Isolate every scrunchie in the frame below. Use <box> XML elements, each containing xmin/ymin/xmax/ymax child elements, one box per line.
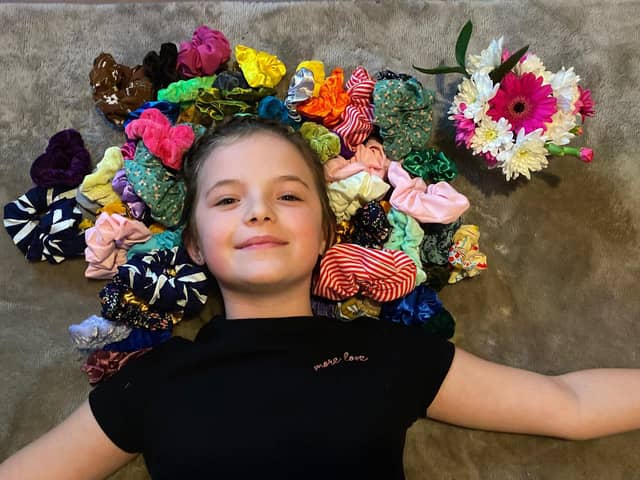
<box><xmin>111</xmin><ymin>169</ymin><xmax>147</xmax><ymax>220</ymax></box>
<box><xmin>312</xmin><ymin>243</ymin><xmax>417</xmax><ymax>302</ymax></box>
<box><xmin>333</xmin><ymin>66</ymin><xmax>376</xmax><ymax>151</ymax></box>
<box><xmin>125</xmin><ymin>108</ymin><xmax>195</xmax><ymax>170</ymax></box>
<box><xmin>82</xmin><ymin>348</ymin><xmax>151</xmax><ymax>385</ymax></box>
<box><xmin>89</xmin><ymin>53</ymin><xmax>154</xmax><ymax>127</ymax></box>
<box><xmin>124</xmin><ymin>101</ymin><xmax>180</xmax><ymax>129</ymax></box>
<box><xmin>143</xmin><ymin>43</ymin><xmax>180</xmax><ymax>92</ymax></box>
<box><xmin>336</xmin><ymin>296</ymin><xmax>382</xmax><ymax>321</ymax></box>
<box><xmin>299</xmin><ymin>122</ymin><xmax>341</xmax><ymax>163</ymax></box>
<box><xmin>80</xmin><ymin>146</ymin><xmax>124</xmax><ymax>206</ymax></box>
<box><xmin>327</xmin><ymin>171</ymin><xmax>390</xmax><ymax>222</ymax></box>
<box><xmin>194</xmin><ymin>88</ymin><xmax>254</xmax><ymax>121</ymax></box>
<box><xmin>448</xmin><ymin>224</ymin><xmax>488</xmax><ymax>284</ymax></box>
<box><xmin>402</xmin><ymin>149</ymin><xmax>458</xmax><ymax>183</ymax></box>
<box><xmin>126</xmin><ymin>227</ymin><xmax>183</xmax><ymax>260</ymax></box>
<box><xmin>29</xmin><ymin>129</ymin><xmax>91</xmax><ymax>188</ymax></box>
<box><xmin>213</xmin><ymin>70</ymin><xmax>250</xmax><ymax>91</ymax></box>
<box><xmin>297</xmin><ymin>60</ymin><xmax>325</xmax><ymax>96</ymax></box>
<box><xmin>383</xmin><ymin>208</ymin><xmax>426</xmax><ymax>285</ymax></box>
<box><xmin>121</xmin><ymin>140</ymin><xmax>137</xmax><ymax>160</ymax></box>
<box><xmin>259</xmin><ymin>96</ymin><xmax>299</xmax><ymax>126</ymax></box>
<box><xmin>157</xmin><ymin>76</ymin><xmax>216</xmax><ymax>104</ymax></box>
<box><xmin>323</xmin><ymin>138</ymin><xmax>390</xmax><ymax>182</ymax></box>
<box><xmin>68</xmin><ymin>314</ymin><xmax>132</xmax><ymax>351</ymax></box>
<box><xmin>235</xmin><ymin>45</ymin><xmax>286</xmax><ymax>89</ymax></box>
<box><xmin>373</xmin><ymin>76</ymin><xmax>435</xmax><ymax>160</ymax></box>
<box><xmin>75</xmin><ymin>189</ymin><xmax>102</xmax><ymax>219</ymax></box>
<box><xmin>103</xmin><ymin>327</ymin><xmax>171</xmax><ymax>352</ymax></box>
<box><xmin>297</xmin><ymin>68</ymin><xmax>350</xmax><ymax>128</ymax></box>
<box><xmin>387</xmin><ymin>161</ymin><xmax>469</xmax><ymax>224</ymax></box>
<box><xmin>117</xmin><ymin>246</ymin><xmax>209</xmax><ymax>316</ymax></box>
<box><xmin>347</xmin><ymin>200</ymin><xmax>391</xmax><ymax>249</ymax></box>
<box><xmin>84</xmin><ymin>212</ymin><xmax>152</xmax><ymax>279</ymax></box>
<box><xmin>420</xmin><ymin>219</ymin><xmax>462</xmax><ymax>266</ymax></box>
<box><xmin>99</xmin><ymin>276</ymin><xmax>182</xmax><ymax>330</ymax></box>
<box><xmin>285</xmin><ymin>67</ymin><xmax>316</xmax><ymax>122</ymax></box>
<box><xmin>178</xmin><ymin>26</ymin><xmax>231</xmax><ymax>78</ymax></box>
<box><xmin>3</xmin><ymin>186</ymin><xmax>85</xmax><ymax>263</ymax></box>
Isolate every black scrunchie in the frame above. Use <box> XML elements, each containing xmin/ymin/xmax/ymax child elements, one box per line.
<box><xmin>143</xmin><ymin>43</ymin><xmax>180</xmax><ymax>93</ymax></box>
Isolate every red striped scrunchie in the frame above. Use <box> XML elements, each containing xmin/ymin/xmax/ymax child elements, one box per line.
<box><xmin>312</xmin><ymin>243</ymin><xmax>417</xmax><ymax>302</ymax></box>
<box><xmin>333</xmin><ymin>66</ymin><xmax>375</xmax><ymax>152</ymax></box>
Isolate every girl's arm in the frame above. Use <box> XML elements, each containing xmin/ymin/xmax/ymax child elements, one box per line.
<box><xmin>427</xmin><ymin>347</ymin><xmax>640</xmax><ymax>440</ymax></box>
<box><xmin>0</xmin><ymin>400</ymin><xmax>136</xmax><ymax>480</ymax></box>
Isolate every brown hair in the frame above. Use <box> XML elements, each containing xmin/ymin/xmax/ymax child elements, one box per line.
<box><xmin>181</xmin><ymin>117</ymin><xmax>336</xmax><ymax>252</ymax></box>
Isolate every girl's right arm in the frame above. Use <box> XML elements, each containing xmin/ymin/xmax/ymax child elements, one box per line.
<box><xmin>0</xmin><ymin>400</ymin><xmax>137</xmax><ymax>480</ymax></box>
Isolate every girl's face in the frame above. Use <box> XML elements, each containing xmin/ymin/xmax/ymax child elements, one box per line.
<box><xmin>187</xmin><ymin>131</ymin><xmax>327</xmax><ymax>296</ymax></box>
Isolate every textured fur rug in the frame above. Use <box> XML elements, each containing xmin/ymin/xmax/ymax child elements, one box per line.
<box><xmin>1</xmin><ymin>1</ymin><xmax>639</xmax><ymax>478</ymax></box>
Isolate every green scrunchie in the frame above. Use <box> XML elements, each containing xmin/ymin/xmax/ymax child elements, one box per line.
<box><xmin>126</xmin><ymin>226</ymin><xmax>184</xmax><ymax>260</ymax></box>
<box><xmin>157</xmin><ymin>76</ymin><xmax>216</xmax><ymax>104</ymax></box>
<box><xmin>373</xmin><ymin>77</ymin><xmax>435</xmax><ymax>160</ymax></box>
<box><xmin>221</xmin><ymin>86</ymin><xmax>276</xmax><ymax>103</ymax></box>
<box><xmin>300</xmin><ymin>122</ymin><xmax>341</xmax><ymax>164</ymax></box>
<box><xmin>195</xmin><ymin>88</ymin><xmax>254</xmax><ymax>121</ymax></box>
<box><xmin>383</xmin><ymin>208</ymin><xmax>426</xmax><ymax>285</ymax></box>
<box><xmin>402</xmin><ymin>148</ymin><xmax>458</xmax><ymax>182</ymax></box>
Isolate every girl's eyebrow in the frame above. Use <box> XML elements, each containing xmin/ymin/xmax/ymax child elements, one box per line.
<box><xmin>205</xmin><ymin>175</ymin><xmax>310</xmax><ymax>197</ymax></box>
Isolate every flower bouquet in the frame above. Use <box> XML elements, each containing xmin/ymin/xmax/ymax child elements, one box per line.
<box><xmin>414</xmin><ymin>21</ymin><xmax>595</xmax><ymax>180</ymax></box>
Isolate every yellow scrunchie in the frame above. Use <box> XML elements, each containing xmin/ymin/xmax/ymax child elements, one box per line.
<box><xmin>296</xmin><ymin>60</ymin><xmax>325</xmax><ymax>96</ymax></box>
<box><xmin>327</xmin><ymin>171</ymin><xmax>390</xmax><ymax>222</ymax></box>
<box><xmin>299</xmin><ymin>122</ymin><xmax>341</xmax><ymax>164</ymax></box>
<box><xmin>235</xmin><ymin>45</ymin><xmax>286</xmax><ymax>89</ymax></box>
<box><xmin>448</xmin><ymin>224</ymin><xmax>488</xmax><ymax>284</ymax></box>
<box><xmin>80</xmin><ymin>146</ymin><xmax>124</xmax><ymax>206</ymax></box>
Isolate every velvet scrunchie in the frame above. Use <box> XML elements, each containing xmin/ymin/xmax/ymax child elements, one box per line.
<box><xmin>213</xmin><ymin>70</ymin><xmax>250</xmax><ymax>91</ymax></box>
<box><xmin>258</xmin><ymin>96</ymin><xmax>300</xmax><ymax>127</ymax></box>
<box><xmin>387</xmin><ymin>161</ymin><xmax>469</xmax><ymax>224</ymax></box>
<box><xmin>125</xmin><ymin>108</ymin><xmax>195</xmax><ymax>170</ymax></box>
<box><xmin>84</xmin><ymin>212</ymin><xmax>152</xmax><ymax>279</ymax></box>
<box><xmin>68</xmin><ymin>314</ymin><xmax>132</xmax><ymax>351</ymax></box>
<box><xmin>80</xmin><ymin>146</ymin><xmax>124</xmax><ymax>206</ymax></box>
<box><xmin>103</xmin><ymin>327</ymin><xmax>172</xmax><ymax>352</ymax></box>
<box><xmin>126</xmin><ymin>226</ymin><xmax>183</xmax><ymax>259</ymax></box>
<box><xmin>420</xmin><ymin>218</ymin><xmax>462</xmax><ymax>266</ymax></box>
<box><xmin>82</xmin><ymin>348</ymin><xmax>151</xmax><ymax>385</ymax></box>
<box><xmin>235</xmin><ymin>45</ymin><xmax>286</xmax><ymax>89</ymax></box>
<box><xmin>111</xmin><ymin>169</ymin><xmax>147</xmax><ymax>220</ymax></box>
<box><xmin>333</xmin><ymin>66</ymin><xmax>376</xmax><ymax>152</ymax></box>
<box><xmin>178</xmin><ymin>26</ymin><xmax>231</xmax><ymax>78</ymax></box>
<box><xmin>403</xmin><ymin>149</ymin><xmax>458</xmax><ymax>183</ymax></box>
<box><xmin>327</xmin><ymin>171</ymin><xmax>390</xmax><ymax>222</ymax></box>
<box><xmin>312</xmin><ymin>243</ymin><xmax>417</xmax><ymax>302</ymax></box>
<box><xmin>346</xmin><ymin>200</ymin><xmax>391</xmax><ymax>249</ymax></box>
<box><xmin>194</xmin><ymin>88</ymin><xmax>254</xmax><ymax>121</ymax></box>
<box><xmin>297</xmin><ymin>67</ymin><xmax>350</xmax><ymax>128</ymax></box>
<box><xmin>3</xmin><ymin>186</ymin><xmax>86</xmax><ymax>263</ymax></box>
<box><xmin>89</xmin><ymin>53</ymin><xmax>154</xmax><ymax>127</ymax></box>
<box><xmin>323</xmin><ymin>138</ymin><xmax>390</xmax><ymax>182</ymax></box>
<box><xmin>157</xmin><ymin>76</ymin><xmax>216</xmax><ymax>104</ymax></box>
<box><xmin>143</xmin><ymin>43</ymin><xmax>180</xmax><ymax>93</ymax></box>
<box><xmin>383</xmin><ymin>208</ymin><xmax>426</xmax><ymax>285</ymax></box>
<box><xmin>124</xmin><ymin>101</ymin><xmax>180</xmax><ymax>129</ymax></box>
<box><xmin>299</xmin><ymin>122</ymin><xmax>341</xmax><ymax>163</ymax></box>
<box><xmin>121</xmin><ymin>140</ymin><xmax>137</xmax><ymax>160</ymax></box>
<box><xmin>29</xmin><ymin>129</ymin><xmax>91</xmax><ymax>188</ymax></box>
<box><xmin>448</xmin><ymin>224</ymin><xmax>488</xmax><ymax>284</ymax></box>
<box><xmin>373</xmin><ymin>76</ymin><xmax>435</xmax><ymax>160</ymax></box>
<box><xmin>117</xmin><ymin>246</ymin><xmax>209</xmax><ymax>316</ymax></box>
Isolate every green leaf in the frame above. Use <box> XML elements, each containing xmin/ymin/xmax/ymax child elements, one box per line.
<box><xmin>455</xmin><ymin>20</ymin><xmax>473</xmax><ymax>68</ymax></box>
<box><xmin>412</xmin><ymin>64</ymin><xmax>468</xmax><ymax>76</ymax></box>
<box><xmin>489</xmin><ymin>45</ymin><xmax>529</xmax><ymax>83</ymax></box>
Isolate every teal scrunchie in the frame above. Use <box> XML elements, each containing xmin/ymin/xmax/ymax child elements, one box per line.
<box><xmin>127</xmin><ymin>226</ymin><xmax>184</xmax><ymax>260</ymax></box>
<box><xmin>383</xmin><ymin>208</ymin><xmax>426</xmax><ymax>285</ymax></box>
<box><xmin>402</xmin><ymin>148</ymin><xmax>458</xmax><ymax>182</ymax></box>
<box><xmin>373</xmin><ymin>77</ymin><xmax>435</xmax><ymax>160</ymax></box>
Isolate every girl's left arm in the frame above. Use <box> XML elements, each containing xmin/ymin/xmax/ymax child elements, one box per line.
<box><xmin>426</xmin><ymin>347</ymin><xmax>640</xmax><ymax>440</ymax></box>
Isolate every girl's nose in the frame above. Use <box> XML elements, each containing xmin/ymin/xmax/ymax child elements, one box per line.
<box><xmin>244</xmin><ymin>196</ymin><xmax>275</xmax><ymax>224</ymax></box>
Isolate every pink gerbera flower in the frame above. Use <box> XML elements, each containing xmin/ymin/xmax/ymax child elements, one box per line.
<box><xmin>575</xmin><ymin>86</ymin><xmax>595</xmax><ymax>122</ymax></box>
<box><xmin>452</xmin><ymin>103</ymin><xmax>476</xmax><ymax>148</ymax></box>
<box><xmin>487</xmin><ymin>72</ymin><xmax>557</xmax><ymax>134</ymax></box>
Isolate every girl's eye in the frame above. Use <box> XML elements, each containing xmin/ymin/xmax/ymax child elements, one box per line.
<box><xmin>280</xmin><ymin>194</ymin><xmax>301</xmax><ymax>201</ymax></box>
<box><xmin>214</xmin><ymin>198</ymin><xmax>237</xmax><ymax>206</ymax></box>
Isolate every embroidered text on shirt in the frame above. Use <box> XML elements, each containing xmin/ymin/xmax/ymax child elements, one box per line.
<box><xmin>313</xmin><ymin>351</ymin><xmax>369</xmax><ymax>371</ymax></box>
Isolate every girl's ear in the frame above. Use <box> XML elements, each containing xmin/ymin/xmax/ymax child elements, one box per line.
<box><xmin>184</xmin><ymin>233</ymin><xmax>205</xmax><ymax>266</ymax></box>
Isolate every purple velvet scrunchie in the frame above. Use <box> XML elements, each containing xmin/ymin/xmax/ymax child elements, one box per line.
<box><xmin>112</xmin><ymin>169</ymin><xmax>148</xmax><ymax>220</ymax></box>
<box><xmin>29</xmin><ymin>130</ymin><xmax>92</xmax><ymax>188</ymax></box>
<box><xmin>177</xmin><ymin>25</ymin><xmax>231</xmax><ymax>78</ymax></box>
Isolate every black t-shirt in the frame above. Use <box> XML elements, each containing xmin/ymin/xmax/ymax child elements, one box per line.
<box><xmin>89</xmin><ymin>315</ymin><xmax>455</xmax><ymax>479</ymax></box>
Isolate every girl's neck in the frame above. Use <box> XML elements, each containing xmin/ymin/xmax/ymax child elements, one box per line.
<box><xmin>220</xmin><ymin>284</ymin><xmax>314</xmax><ymax>320</ymax></box>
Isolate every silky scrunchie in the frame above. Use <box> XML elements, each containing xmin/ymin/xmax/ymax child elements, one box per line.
<box><xmin>178</xmin><ymin>26</ymin><xmax>231</xmax><ymax>78</ymax></box>
<box><xmin>402</xmin><ymin>149</ymin><xmax>458</xmax><ymax>183</ymax></box>
<box><xmin>89</xmin><ymin>53</ymin><xmax>154</xmax><ymax>127</ymax></box>
<box><xmin>297</xmin><ymin>60</ymin><xmax>325</xmax><ymax>96</ymax></box>
<box><xmin>157</xmin><ymin>76</ymin><xmax>216</xmax><ymax>104</ymax></box>
<box><xmin>346</xmin><ymin>200</ymin><xmax>391</xmax><ymax>249</ymax></box>
<box><xmin>124</xmin><ymin>101</ymin><xmax>180</xmax><ymax>129</ymax></box>
<box><xmin>297</xmin><ymin>67</ymin><xmax>350</xmax><ymax>128</ymax></box>
<box><xmin>126</xmin><ymin>227</ymin><xmax>183</xmax><ymax>259</ymax></box>
<box><xmin>117</xmin><ymin>246</ymin><xmax>209</xmax><ymax>316</ymax></box>
<box><xmin>323</xmin><ymin>138</ymin><xmax>390</xmax><ymax>182</ymax></box>
<box><xmin>125</xmin><ymin>108</ymin><xmax>195</xmax><ymax>170</ymax></box>
<box><xmin>448</xmin><ymin>224</ymin><xmax>488</xmax><ymax>284</ymax></box>
<box><xmin>3</xmin><ymin>186</ymin><xmax>85</xmax><ymax>263</ymax></box>
<box><xmin>333</xmin><ymin>66</ymin><xmax>376</xmax><ymax>152</ymax></box>
<box><xmin>84</xmin><ymin>212</ymin><xmax>152</xmax><ymax>279</ymax></box>
<box><xmin>285</xmin><ymin>66</ymin><xmax>317</xmax><ymax>122</ymax></box>
<box><xmin>103</xmin><ymin>327</ymin><xmax>171</xmax><ymax>352</ymax></box>
<box><xmin>336</xmin><ymin>295</ymin><xmax>382</xmax><ymax>321</ymax></box>
<box><xmin>143</xmin><ymin>43</ymin><xmax>180</xmax><ymax>92</ymax></box>
<box><xmin>235</xmin><ymin>45</ymin><xmax>286</xmax><ymax>89</ymax></box>
<box><xmin>327</xmin><ymin>171</ymin><xmax>390</xmax><ymax>222</ymax></box>
<box><xmin>68</xmin><ymin>314</ymin><xmax>132</xmax><ymax>351</ymax></box>
<box><xmin>383</xmin><ymin>208</ymin><xmax>426</xmax><ymax>285</ymax></box>
<box><xmin>80</xmin><ymin>146</ymin><xmax>124</xmax><ymax>206</ymax></box>
<box><xmin>82</xmin><ymin>348</ymin><xmax>151</xmax><ymax>385</ymax></box>
<box><xmin>313</xmin><ymin>243</ymin><xmax>417</xmax><ymax>302</ymax></box>
<box><xmin>420</xmin><ymin>218</ymin><xmax>462</xmax><ymax>266</ymax></box>
<box><xmin>373</xmin><ymin>76</ymin><xmax>435</xmax><ymax>160</ymax></box>
<box><xmin>195</xmin><ymin>88</ymin><xmax>254</xmax><ymax>121</ymax></box>
<box><xmin>299</xmin><ymin>122</ymin><xmax>341</xmax><ymax>163</ymax></box>
<box><xmin>111</xmin><ymin>169</ymin><xmax>147</xmax><ymax>220</ymax></box>
<box><xmin>29</xmin><ymin>129</ymin><xmax>91</xmax><ymax>188</ymax></box>
<box><xmin>387</xmin><ymin>161</ymin><xmax>469</xmax><ymax>224</ymax></box>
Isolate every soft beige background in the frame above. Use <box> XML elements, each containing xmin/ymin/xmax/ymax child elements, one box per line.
<box><xmin>1</xmin><ymin>1</ymin><xmax>639</xmax><ymax>478</ymax></box>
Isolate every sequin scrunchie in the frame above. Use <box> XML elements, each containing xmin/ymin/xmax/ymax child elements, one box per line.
<box><xmin>333</xmin><ymin>66</ymin><xmax>376</xmax><ymax>152</ymax></box>
<box><xmin>323</xmin><ymin>138</ymin><xmax>390</xmax><ymax>182</ymax></box>
<box><xmin>345</xmin><ymin>200</ymin><xmax>391</xmax><ymax>249</ymax></box>
<box><xmin>29</xmin><ymin>129</ymin><xmax>92</xmax><ymax>188</ymax></box>
<box><xmin>178</xmin><ymin>26</ymin><xmax>231</xmax><ymax>78</ymax></box>
<box><xmin>312</xmin><ymin>243</ymin><xmax>417</xmax><ymax>302</ymax></box>
<box><xmin>235</xmin><ymin>45</ymin><xmax>286</xmax><ymax>89</ymax></box>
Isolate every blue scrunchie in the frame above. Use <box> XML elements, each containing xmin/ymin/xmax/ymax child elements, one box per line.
<box><xmin>258</xmin><ymin>96</ymin><xmax>301</xmax><ymax>128</ymax></box>
<box><xmin>3</xmin><ymin>186</ymin><xmax>86</xmax><ymax>263</ymax></box>
<box><xmin>103</xmin><ymin>327</ymin><xmax>172</xmax><ymax>352</ymax></box>
<box><xmin>123</xmin><ymin>100</ymin><xmax>181</xmax><ymax>129</ymax></box>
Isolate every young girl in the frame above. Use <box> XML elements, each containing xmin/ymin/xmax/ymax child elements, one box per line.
<box><xmin>1</xmin><ymin>118</ymin><xmax>639</xmax><ymax>480</ymax></box>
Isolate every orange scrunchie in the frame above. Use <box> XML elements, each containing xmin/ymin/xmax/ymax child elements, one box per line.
<box><xmin>297</xmin><ymin>68</ymin><xmax>350</xmax><ymax>128</ymax></box>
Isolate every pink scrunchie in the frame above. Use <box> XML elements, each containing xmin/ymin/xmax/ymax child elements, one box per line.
<box><xmin>124</xmin><ymin>108</ymin><xmax>195</xmax><ymax>170</ymax></box>
<box><xmin>324</xmin><ymin>138</ymin><xmax>390</xmax><ymax>182</ymax></box>
<box><xmin>312</xmin><ymin>243</ymin><xmax>417</xmax><ymax>302</ymax></box>
<box><xmin>177</xmin><ymin>25</ymin><xmax>231</xmax><ymax>78</ymax></box>
<box><xmin>333</xmin><ymin>66</ymin><xmax>375</xmax><ymax>151</ymax></box>
<box><xmin>84</xmin><ymin>213</ymin><xmax>152</xmax><ymax>279</ymax></box>
<box><xmin>387</xmin><ymin>161</ymin><xmax>470</xmax><ymax>224</ymax></box>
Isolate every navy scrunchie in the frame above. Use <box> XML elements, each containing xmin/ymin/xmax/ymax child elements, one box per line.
<box><xmin>123</xmin><ymin>100</ymin><xmax>181</xmax><ymax>129</ymax></box>
<box><xmin>103</xmin><ymin>327</ymin><xmax>172</xmax><ymax>352</ymax></box>
<box><xmin>3</xmin><ymin>186</ymin><xmax>86</xmax><ymax>263</ymax></box>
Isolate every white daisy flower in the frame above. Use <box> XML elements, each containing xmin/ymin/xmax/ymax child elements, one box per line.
<box><xmin>550</xmin><ymin>67</ymin><xmax>581</xmax><ymax>113</ymax></box>
<box><xmin>470</xmin><ymin>115</ymin><xmax>514</xmax><ymax>157</ymax></box>
<box><xmin>497</xmin><ymin>128</ymin><xmax>548</xmax><ymax>180</ymax></box>
<box><xmin>544</xmin><ymin>110</ymin><xmax>577</xmax><ymax>145</ymax></box>
<box><xmin>466</xmin><ymin>37</ymin><xmax>504</xmax><ymax>75</ymax></box>
<box><xmin>453</xmin><ymin>72</ymin><xmax>499</xmax><ymax>122</ymax></box>
<box><xmin>514</xmin><ymin>53</ymin><xmax>552</xmax><ymax>84</ymax></box>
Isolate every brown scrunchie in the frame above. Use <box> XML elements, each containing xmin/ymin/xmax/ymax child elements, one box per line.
<box><xmin>89</xmin><ymin>53</ymin><xmax>154</xmax><ymax>127</ymax></box>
